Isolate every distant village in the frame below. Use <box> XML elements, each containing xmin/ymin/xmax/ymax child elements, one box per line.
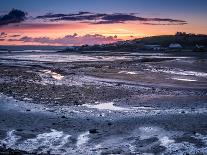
<box><xmin>62</xmin><ymin>32</ymin><xmax>207</xmax><ymax>53</ymax></box>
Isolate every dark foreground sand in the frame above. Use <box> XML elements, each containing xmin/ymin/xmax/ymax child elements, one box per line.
<box><xmin>0</xmin><ymin>51</ymin><xmax>207</xmax><ymax>154</ymax></box>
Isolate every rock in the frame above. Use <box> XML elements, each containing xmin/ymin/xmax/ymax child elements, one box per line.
<box><xmin>89</xmin><ymin>129</ymin><xmax>98</xmax><ymax>134</ymax></box>
<box><xmin>108</xmin><ymin>122</ymin><xmax>112</xmax><ymax>126</ymax></box>
<box><xmin>0</xmin><ymin>147</ymin><xmax>28</xmax><ymax>155</ymax></box>
<box><xmin>61</xmin><ymin>116</ymin><xmax>66</xmax><ymax>118</ymax></box>
<box><xmin>181</xmin><ymin>111</ymin><xmax>185</xmax><ymax>114</ymax></box>
<box><xmin>69</xmin><ymin>72</ymin><xmax>76</xmax><ymax>75</ymax></box>
<box><xmin>116</xmin><ymin>83</ymin><xmax>122</xmax><ymax>86</ymax></box>
<box><xmin>74</xmin><ymin>100</ymin><xmax>79</xmax><ymax>104</ymax></box>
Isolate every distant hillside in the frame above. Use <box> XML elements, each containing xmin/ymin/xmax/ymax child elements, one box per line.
<box><xmin>60</xmin><ymin>32</ymin><xmax>207</xmax><ymax>52</ymax></box>
<box><xmin>135</xmin><ymin>33</ymin><xmax>207</xmax><ymax>47</ymax></box>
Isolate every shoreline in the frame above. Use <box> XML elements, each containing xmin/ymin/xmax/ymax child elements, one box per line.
<box><xmin>0</xmin><ymin>51</ymin><xmax>207</xmax><ymax>154</ymax></box>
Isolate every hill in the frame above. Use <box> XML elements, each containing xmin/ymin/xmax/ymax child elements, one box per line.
<box><xmin>60</xmin><ymin>32</ymin><xmax>207</xmax><ymax>52</ymax></box>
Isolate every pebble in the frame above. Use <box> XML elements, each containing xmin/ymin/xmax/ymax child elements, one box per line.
<box><xmin>89</xmin><ymin>129</ymin><xmax>98</xmax><ymax>134</ymax></box>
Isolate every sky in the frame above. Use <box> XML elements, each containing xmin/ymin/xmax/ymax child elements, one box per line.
<box><xmin>0</xmin><ymin>0</ymin><xmax>207</xmax><ymax>46</ymax></box>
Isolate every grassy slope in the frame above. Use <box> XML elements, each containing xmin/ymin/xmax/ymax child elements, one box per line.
<box><xmin>135</xmin><ymin>35</ymin><xmax>207</xmax><ymax>47</ymax></box>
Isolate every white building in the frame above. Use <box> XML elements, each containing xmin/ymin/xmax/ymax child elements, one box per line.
<box><xmin>196</xmin><ymin>44</ymin><xmax>205</xmax><ymax>49</ymax></box>
<box><xmin>168</xmin><ymin>43</ymin><xmax>182</xmax><ymax>49</ymax></box>
<box><xmin>144</xmin><ymin>45</ymin><xmax>161</xmax><ymax>50</ymax></box>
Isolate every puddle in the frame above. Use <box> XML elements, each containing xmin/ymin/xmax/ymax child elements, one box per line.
<box><xmin>147</xmin><ymin>67</ymin><xmax>207</xmax><ymax>78</ymax></box>
<box><xmin>171</xmin><ymin>77</ymin><xmax>197</xmax><ymax>82</ymax></box>
<box><xmin>37</xmin><ymin>73</ymin><xmax>116</xmax><ymax>86</ymax></box>
<box><xmin>83</xmin><ymin>102</ymin><xmax>132</xmax><ymax>111</ymax></box>
<box><xmin>118</xmin><ymin>71</ymin><xmax>137</xmax><ymax>75</ymax></box>
<box><xmin>37</xmin><ymin>69</ymin><xmax>68</xmax><ymax>85</ymax></box>
<box><xmin>145</xmin><ymin>56</ymin><xmax>191</xmax><ymax>59</ymax></box>
<box><xmin>82</xmin><ymin>101</ymin><xmax>207</xmax><ymax>116</ymax></box>
<box><xmin>40</xmin><ymin>70</ymin><xmax>64</xmax><ymax>80</ymax></box>
<box><xmin>167</xmin><ymin>70</ymin><xmax>207</xmax><ymax>77</ymax></box>
<box><xmin>1</xmin><ymin>93</ymin><xmax>207</xmax><ymax>117</ymax></box>
<box><xmin>127</xmin><ymin>53</ymin><xmax>166</xmax><ymax>56</ymax></box>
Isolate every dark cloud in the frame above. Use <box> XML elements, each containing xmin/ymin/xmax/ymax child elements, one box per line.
<box><xmin>142</xmin><ymin>22</ymin><xmax>188</xmax><ymax>25</ymax></box>
<box><xmin>1</xmin><ymin>32</ymin><xmax>21</xmax><ymax>40</ymax></box>
<box><xmin>9</xmin><ymin>34</ymin><xmax>21</xmax><ymax>37</ymax></box>
<box><xmin>0</xmin><ymin>10</ymin><xmax>187</xmax><ymax>27</ymax></box>
<box><xmin>57</xmin><ymin>13</ymin><xmax>106</xmax><ymax>22</ymax></box>
<box><xmin>101</xmin><ymin>14</ymin><xmax>141</xmax><ymax>22</ymax></box>
<box><xmin>93</xmin><ymin>14</ymin><xmax>187</xmax><ymax>25</ymax></box>
<box><xmin>0</xmin><ymin>32</ymin><xmax>7</xmax><ymax>38</ymax></box>
<box><xmin>149</xmin><ymin>18</ymin><xmax>186</xmax><ymax>23</ymax></box>
<box><xmin>9</xmin><ymin>33</ymin><xmax>120</xmax><ymax>45</ymax></box>
<box><xmin>0</xmin><ymin>9</ymin><xmax>26</xmax><ymax>26</ymax></box>
<box><xmin>7</xmin><ymin>38</ymin><xmax>17</xmax><ymax>41</ymax></box>
<box><xmin>0</xmin><ymin>39</ymin><xmax>5</xmax><ymax>41</ymax></box>
<box><xmin>8</xmin><ymin>23</ymin><xmax>73</xmax><ymax>29</ymax></box>
<box><xmin>36</xmin><ymin>11</ymin><xmax>93</xmax><ymax>19</ymax></box>
<box><xmin>36</xmin><ymin>12</ymin><xmax>187</xmax><ymax>25</ymax></box>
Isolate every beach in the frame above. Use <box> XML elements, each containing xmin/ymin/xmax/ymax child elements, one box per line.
<box><xmin>0</xmin><ymin>51</ymin><xmax>207</xmax><ymax>154</ymax></box>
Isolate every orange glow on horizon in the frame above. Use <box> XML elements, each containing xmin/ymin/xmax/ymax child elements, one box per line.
<box><xmin>1</xmin><ymin>21</ymin><xmax>207</xmax><ymax>46</ymax></box>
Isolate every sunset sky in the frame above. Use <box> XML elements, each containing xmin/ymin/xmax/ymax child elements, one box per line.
<box><xmin>0</xmin><ymin>0</ymin><xmax>207</xmax><ymax>46</ymax></box>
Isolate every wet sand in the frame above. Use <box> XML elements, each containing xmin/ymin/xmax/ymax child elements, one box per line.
<box><xmin>0</xmin><ymin>51</ymin><xmax>207</xmax><ymax>154</ymax></box>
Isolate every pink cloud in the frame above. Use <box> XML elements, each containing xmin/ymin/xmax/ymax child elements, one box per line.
<box><xmin>12</xmin><ymin>33</ymin><xmax>121</xmax><ymax>45</ymax></box>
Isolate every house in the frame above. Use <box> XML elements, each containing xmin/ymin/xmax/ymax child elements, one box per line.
<box><xmin>195</xmin><ymin>44</ymin><xmax>205</xmax><ymax>52</ymax></box>
<box><xmin>144</xmin><ymin>45</ymin><xmax>161</xmax><ymax>51</ymax></box>
<box><xmin>196</xmin><ymin>44</ymin><xmax>205</xmax><ymax>49</ymax></box>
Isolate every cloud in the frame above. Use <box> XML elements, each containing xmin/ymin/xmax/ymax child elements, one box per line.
<box><xmin>36</xmin><ymin>12</ymin><xmax>187</xmax><ymax>25</ymax></box>
<box><xmin>2</xmin><ymin>23</ymin><xmax>86</xmax><ymax>30</ymax></box>
<box><xmin>92</xmin><ymin>14</ymin><xmax>140</xmax><ymax>24</ymax></box>
<box><xmin>0</xmin><ymin>32</ymin><xmax>21</xmax><ymax>41</ymax></box>
<box><xmin>149</xmin><ymin>18</ymin><xmax>185</xmax><ymax>23</ymax></box>
<box><xmin>142</xmin><ymin>22</ymin><xmax>187</xmax><ymax>25</ymax></box>
<box><xmin>0</xmin><ymin>10</ymin><xmax>186</xmax><ymax>27</ymax></box>
<box><xmin>36</xmin><ymin>11</ymin><xmax>92</xmax><ymax>19</ymax></box>
<box><xmin>0</xmin><ymin>32</ymin><xmax>7</xmax><ymax>38</ymax></box>
<box><xmin>9</xmin><ymin>33</ymin><xmax>120</xmax><ymax>45</ymax></box>
<box><xmin>9</xmin><ymin>34</ymin><xmax>21</xmax><ymax>37</ymax></box>
<box><xmin>0</xmin><ymin>9</ymin><xmax>26</xmax><ymax>26</ymax></box>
